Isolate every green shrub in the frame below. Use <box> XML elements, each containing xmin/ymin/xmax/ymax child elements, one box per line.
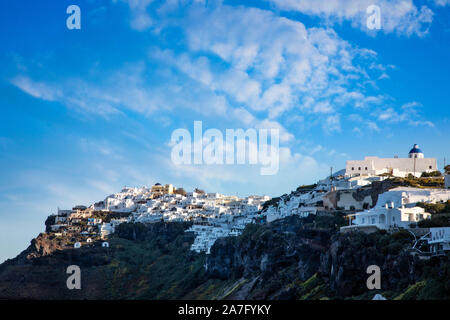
<box><xmin>395</xmin><ymin>280</ymin><xmax>427</xmax><ymax>300</ymax></box>
<box><xmin>421</xmin><ymin>171</ymin><xmax>442</xmax><ymax>178</ymax></box>
<box><xmin>417</xmin><ymin>213</ymin><xmax>450</xmax><ymax>227</ymax></box>
<box><xmin>391</xmin><ymin>230</ymin><xmax>412</xmax><ymax>240</ymax></box>
<box><xmin>416</xmin><ymin>200</ymin><xmax>450</xmax><ymax>214</ymax></box>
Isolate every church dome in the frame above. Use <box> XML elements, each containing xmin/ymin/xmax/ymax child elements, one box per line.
<box><xmin>409</xmin><ymin>144</ymin><xmax>423</xmax><ymax>154</ymax></box>
<box><xmin>408</xmin><ymin>144</ymin><xmax>424</xmax><ymax>158</ymax></box>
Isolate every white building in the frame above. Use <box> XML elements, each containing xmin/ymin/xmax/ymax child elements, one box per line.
<box><xmin>50</xmin><ymin>224</ymin><xmax>67</xmax><ymax>231</ymax></box>
<box><xmin>87</xmin><ymin>218</ymin><xmax>102</xmax><ymax>226</ymax></box>
<box><xmin>100</xmin><ymin>222</ymin><xmax>115</xmax><ymax>239</ymax></box>
<box><xmin>428</xmin><ymin>227</ymin><xmax>450</xmax><ymax>253</ymax></box>
<box><xmin>291</xmin><ymin>206</ymin><xmax>318</xmax><ymax>218</ymax></box>
<box><xmin>188</xmin><ymin>225</ymin><xmax>235</xmax><ymax>254</ymax></box>
<box><xmin>348</xmin><ymin>205</ymin><xmax>429</xmax><ymax>230</ymax></box>
<box><xmin>55</xmin><ymin>215</ymin><xmax>67</xmax><ymax>223</ymax></box>
<box><xmin>346</xmin><ymin>144</ymin><xmax>437</xmax><ymax>178</ymax></box>
<box><xmin>341</xmin><ymin>187</ymin><xmax>450</xmax><ymax>231</ymax></box>
<box><xmin>53</xmin><ymin>184</ymin><xmax>271</xmax><ymax>254</ymax></box>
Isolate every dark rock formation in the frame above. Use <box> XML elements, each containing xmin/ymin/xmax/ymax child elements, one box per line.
<box><xmin>0</xmin><ymin>215</ymin><xmax>449</xmax><ymax>300</ymax></box>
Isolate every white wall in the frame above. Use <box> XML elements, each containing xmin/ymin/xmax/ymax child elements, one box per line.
<box><xmin>346</xmin><ymin>156</ymin><xmax>437</xmax><ymax>177</ymax></box>
<box><xmin>337</xmin><ymin>191</ymin><xmax>372</xmax><ymax>210</ymax></box>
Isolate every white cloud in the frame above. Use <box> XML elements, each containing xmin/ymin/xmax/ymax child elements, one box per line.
<box><xmin>408</xmin><ymin>120</ymin><xmax>435</xmax><ymax>127</ymax></box>
<box><xmin>166</xmin><ymin>144</ymin><xmax>329</xmax><ymax>196</ymax></box>
<box><xmin>11</xmin><ymin>2</ymin><xmax>436</xmax><ymax>173</ymax></box>
<box><xmin>163</xmin><ymin>5</ymin><xmax>394</xmax><ymax>137</ymax></box>
<box><xmin>113</xmin><ymin>0</ymin><xmax>154</xmax><ymax>30</ymax></box>
<box><xmin>373</xmin><ymin>101</ymin><xmax>434</xmax><ymax>128</ymax></box>
<box><xmin>367</xmin><ymin>121</ymin><xmax>380</xmax><ymax>132</ymax></box>
<box><xmin>10</xmin><ymin>64</ymin><xmax>184</xmax><ymax>118</ymax></box>
<box><xmin>352</xmin><ymin>127</ymin><xmax>362</xmax><ymax>134</ymax></box>
<box><xmin>267</xmin><ymin>0</ymin><xmax>434</xmax><ymax>37</ymax></box>
<box><xmin>103</xmin><ymin>3</ymin><xmax>420</xmax><ymax>138</ymax></box>
<box><xmin>256</xmin><ymin>119</ymin><xmax>294</xmax><ymax>143</ymax></box>
<box><xmin>11</xmin><ymin>76</ymin><xmax>60</xmax><ymax>101</ymax></box>
<box><xmin>106</xmin><ymin>1</ymin><xmax>437</xmax><ymax>139</ymax></box>
<box><xmin>324</xmin><ymin>114</ymin><xmax>341</xmax><ymax>133</ymax></box>
<box><xmin>312</xmin><ymin>101</ymin><xmax>334</xmax><ymax>114</ymax></box>
<box><xmin>429</xmin><ymin>0</ymin><xmax>450</xmax><ymax>6</ymax></box>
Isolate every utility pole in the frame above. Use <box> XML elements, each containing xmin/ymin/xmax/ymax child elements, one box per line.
<box><xmin>413</xmin><ymin>156</ymin><xmax>416</xmax><ymax>178</ymax></box>
<box><xmin>330</xmin><ymin>166</ymin><xmax>333</xmax><ymax>192</ymax></box>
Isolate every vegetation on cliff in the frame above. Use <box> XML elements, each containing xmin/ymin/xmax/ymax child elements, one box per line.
<box><xmin>0</xmin><ymin>215</ymin><xmax>449</xmax><ymax>300</ymax></box>
<box><xmin>416</xmin><ymin>200</ymin><xmax>450</xmax><ymax>227</ymax></box>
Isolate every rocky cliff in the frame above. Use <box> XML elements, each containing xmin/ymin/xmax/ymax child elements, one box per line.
<box><xmin>0</xmin><ymin>215</ymin><xmax>449</xmax><ymax>300</ymax></box>
<box><xmin>203</xmin><ymin>215</ymin><xmax>443</xmax><ymax>299</ymax></box>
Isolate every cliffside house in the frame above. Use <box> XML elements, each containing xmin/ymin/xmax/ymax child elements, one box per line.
<box><xmin>341</xmin><ymin>188</ymin><xmax>450</xmax><ymax>232</ymax></box>
<box><xmin>151</xmin><ymin>183</ymin><xmax>174</xmax><ymax>196</ymax></box>
<box><xmin>428</xmin><ymin>227</ymin><xmax>450</xmax><ymax>254</ymax></box>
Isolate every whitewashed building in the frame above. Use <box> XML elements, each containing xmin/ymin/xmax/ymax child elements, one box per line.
<box><xmin>341</xmin><ymin>187</ymin><xmax>450</xmax><ymax>231</ymax></box>
<box><xmin>346</xmin><ymin>144</ymin><xmax>437</xmax><ymax>178</ymax></box>
<box><xmin>348</xmin><ymin>205</ymin><xmax>429</xmax><ymax>230</ymax></box>
<box><xmin>428</xmin><ymin>227</ymin><xmax>450</xmax><ymax>253</ymax></box>
<box><xmin>100</xmin><ymin>222</ymin><xmax>115</xmax><ymax>239</ymax></box>
<box><xmin>53</xmin><ymin>183</ymin><xmax>271</xmax><ymax>254</ymax></box>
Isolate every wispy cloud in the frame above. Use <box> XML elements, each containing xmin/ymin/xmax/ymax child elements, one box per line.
<box><xmin>372</xmin><ymin>101</ymin><xmax>435</xmax><ymax>128</ymax></box>
<box><xmin>267</xmin><ymin>0</ymin><xmax>434</xmax><ymax>37</ymax></box>
<box><xmin>429</xmin><ymin>0</ymin><xmax>450</xmax><ymax>6</ymax></box>
<box><xmin>10</xmin><ymin>64</ymin><xmax>166</xmax><ymax>118</ymax></box>
<box><xmin>10</xmin><ymin>76</ymin><xmax>61</xmax><ymax>101</ymax></box>
<box><xmin>113</xmin><ymin>0</ymin><xmax>154</xmax><ymax>30</ymax></box>
<box><xmin>147</xmin><ymin>5</ymin><xmax>396</xmax><ymax>137</ymax></box>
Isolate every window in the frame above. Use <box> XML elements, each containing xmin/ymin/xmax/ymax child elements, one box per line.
<box><xmin>352</xmin><ymin>167</ymin><xmax>354</xmax><ymax>170</ymax></box>
<box><xmin>358</xmin><ymin>167</ymin><xmax>361</xmax><ymax>170</ymax></box>
<box><xmin>429</xmin><ymin>166</ymin><xmax>432</xmax><ymax>169</ymax></box>
<box><xmin>365</xmin><ymin>167</ymin><xmax>368</xmax><ymax>170</ymax></box>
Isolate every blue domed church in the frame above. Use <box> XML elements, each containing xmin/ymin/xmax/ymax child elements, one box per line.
<box><xmin>409</xmin><ymin>144</ymin><xmax>424</xmax><ymax>159</ymax></box>
<box><xmin>346</xmin><ymin>144</ymin><xmax>437</xmax><ymax>178</ymax></box>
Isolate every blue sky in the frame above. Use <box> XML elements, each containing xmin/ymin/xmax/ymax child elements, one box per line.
<box><xmin>0</xmin><ymin>0</ymin><xmax>449</xmax><ymax>262</ymax></box>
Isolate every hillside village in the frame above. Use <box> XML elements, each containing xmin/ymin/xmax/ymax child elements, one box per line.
<box><xmin>45</xmin><ymin>144</ymin><xmax>450</xmax><ymax>256</ymax></box>
<box><xmin>262</xmin><ymin>144</ymin><xmax>450</xmax><ymax>255</ymax></box>
<box><xmin>46</xmin><ymin>183</ymin><xmax>270</xmax><ymax>254</ymax></box>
